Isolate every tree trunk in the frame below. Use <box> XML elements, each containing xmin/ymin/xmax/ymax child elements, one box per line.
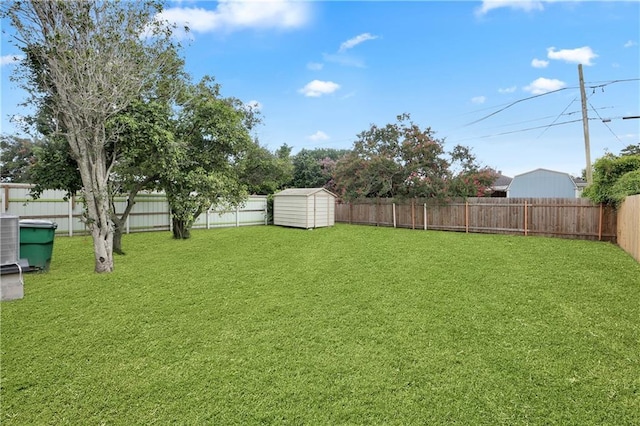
<box><xmin>75</xmin><ymin>140</ymin><xmax>114</xmax><ymax>273</ymax></box>
<box><xmin>172</xmin><ymin>217</ymin><xmax>191</xmax><ymax>239</ymax></box>
<box><xmin>83</xmin><ymin>184</ymin><xmax>115</xmax><ymax>272</ymax></box>
<box><xmin>112</xmin><ymin>219</ymin><xmax>125</xmax><ymax>255</ymax></box>
<box><xmin>110</xmin><ymin>182</ymin><xmax>149</xmax><ymax>256</ymax></box>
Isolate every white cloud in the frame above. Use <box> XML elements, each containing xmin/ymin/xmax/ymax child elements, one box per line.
<box><xmin>308</xmin><ymin>130</ymin><xmax>329</xmax><ymax>141</ymax></box>
<box><xmin>498</xmin><ymin>86</ymin><xmax>517</xmax><ymax>94</ymax></box>
<box><xmin>531</xmin><ymin>58</ymin><xmax>549</xmax><ymax>68</ymax></box>
<box><xmin>471</xmin><ymin>96</ymin><xmax>486</xmax><ymax>104</ymax></box>
<box><xmin>547</xmin><ymin>46</ymin><xmax>598</xmax><ymax>66</ymax></box>
<box><xmin>314</xmin><ymin>32</ymin><xmax>378</xmax><ymax>70</ymax></box>
<box><xmin>0</xmin><ymin>54</ymin><xmax>24</xmax><ymax>66</ymax></box>
<box><xmin>298</xmin><ymin>80</ymin><xmax>340</xmax><ymax>97</ymax></box>
<box><xmin>307</xmin><ymin>62</ymin><xmax>323</xmax><ymax>71</ymax></box>
<box><xmin>338</xmin><ymin>33</ymin><xmax>379</xmax><ymax>53</ymax></box>
<box><xmin>157</xmin><ymin>0</ymin><xmax>311</xmax><ymax>35</ymax></box>
<box><xmin>476</xmin><ymin>0</ymin><xmax>544</xmax><ymax>16</ymax></box>
<box><xmin>624</xmin><ymin>40</ymin><xmax>637</xmax><ymax>48</ymax></box>
<box><xmin>523</xmin><ymin>77</ymin><xmax>566</xmax><ymax>94</ymax></box>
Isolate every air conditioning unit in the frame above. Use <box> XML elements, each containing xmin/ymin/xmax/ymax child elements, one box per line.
<box><xmin>1</xmin><ymin>214</ymin><xmax>24</xmax><ymax>300</ymax></box>
<box><xmin>1</xmin><ymin>214</ymin><xmax>20</xmax><ymax>266</ymax></box>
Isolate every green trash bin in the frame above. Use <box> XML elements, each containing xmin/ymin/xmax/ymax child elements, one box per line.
<box><xmin>19</xmin><ymin>220</ymin><xmax>58</xmax><ymax>272</ymax></box>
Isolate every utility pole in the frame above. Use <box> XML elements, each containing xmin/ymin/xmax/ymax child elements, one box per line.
<box><xmin>578</xmin><ymin>64</ymin><xmax>592</xmax><ymax>185</ymax></box>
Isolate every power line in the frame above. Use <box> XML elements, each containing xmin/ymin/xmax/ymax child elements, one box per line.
<box><xmin>589</xmin><ymin>101</ymin><xmax>623</xmax><ymax>144</ymax></box>
<box><xmin>446</xmin><ymin>106</ymin><xmax>614</xmax><ymax>139</ymax></box>
<box><xmin>451</xmin><ymin>118</ymin><xmax>587</xmax><ymax>143</ymax></box>
<box><xmin>462</xmin><ymin>78</ymin><xmax>639</xmax><ymax>128</ymax></box>
<box><xmin>536</xmin><ymin>97</ymin><xmax>578</xmax><ymax>139</ymax></box>
<box><xmin>585</xmin><ymin>78</ymin><xmax>640</xmax><ymax>89</ymax></box>
<box><xmin>463</xmin><ymin>87</ymin><xmax>574</xmax><ymax>127</ymax></box>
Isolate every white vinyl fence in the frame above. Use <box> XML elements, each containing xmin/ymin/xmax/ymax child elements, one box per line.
<box><xmin>0</xmin><ymin>183</ymin><xmax>267</xmax><ymax>236</ymax></box>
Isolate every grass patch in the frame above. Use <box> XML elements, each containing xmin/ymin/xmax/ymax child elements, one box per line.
<box><xmin>2</xmin><ymin>224</ymin><xmax>639</xmax><ymax>424</ymax></box>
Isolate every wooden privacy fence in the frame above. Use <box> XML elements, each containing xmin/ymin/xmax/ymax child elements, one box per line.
<box><xmin>617</xmin><ymin>194</ymin><xmax>640</xmax><ymax>262</ymax></box>
<box><xmin>336</xmin><ymin>197</ymin><xmax>617</xmax><ymax>242</ymax></box>
<box><xmin>0</xmin><ymin>183</ymin><xmax>267</xmax><ymax>236</ymax></box>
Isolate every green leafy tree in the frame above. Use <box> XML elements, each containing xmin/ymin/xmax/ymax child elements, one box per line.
<box><xmin>334</xmin><ymin>114</ymin><xmax>491</xmax><ymax>200</ymax></box>
<box><xmin>162</xmin><ymin>77</ymin><xmax>255</xmax><ymax>239</ymax></box>
<box><xmin>0</xmin><ymin>135</ymin><xmax>41</xmax><ymax>182</ymax></box>
<box><xmin>29</xmin><ymin>137</ymin><xmax>83</xmax><ymax>197</ymax></box>
<box><xmin>106</xmin><ymin>99</ymin><xmax>179</xmax><ymax>252</ymax></box>
<box><xmin>583</xmin><ymin>153</ymin><xmax>640</xmax><ymax>206</ymax></box>
<box><xmin>275</xmin><ymin>144</ymin><xmax>293</xmax><ymax>160</ymax></box>
<box><xmin>610</xmin><ymin>170</ymin><xmax>640</xmax><ymax>203</ymax></box>
<box><xmin>240</xmin><ymin>142</ymin><xmax>293</xmax><ymax>195</ymax></box>
<box><xmin>291</xmin><ymin>148</ymin><xmax>349</xmax><ymax>189</ymax></box>
<box><xmin>336</xmin><ymin>114</ymin><xmax>449</xmax><ymax>199</ymax></box>
<box><xmin>3</xmin><ymin>0</ymin><xmax>180</xmax><ymax>272</ymax></box>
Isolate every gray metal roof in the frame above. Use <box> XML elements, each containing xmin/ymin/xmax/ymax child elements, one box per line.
<box><xmin>492</xmin><ymin>174</ymin><xmax>513</xmax><ymax>189</ymax></box>
<box><xmin>274</xmin><ymin>188</ymin><xmax>337</xmax><ymax>197</ymax></box>
<box><xmin>510</xmin><ymin>168</ymin><xmax>580</xmax><ymax>190</ymax></box>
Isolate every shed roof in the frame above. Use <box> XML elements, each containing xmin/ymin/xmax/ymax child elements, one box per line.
<box><xmin>274</xmin><ymin>188</ymin><xmax>337</xmax><ymax>197</ymax></box>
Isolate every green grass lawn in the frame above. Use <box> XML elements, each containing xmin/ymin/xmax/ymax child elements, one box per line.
<box><xmin>1</xmin><ymin>224</ymin><xmax>639</xmax><ymax>425</ymax></box>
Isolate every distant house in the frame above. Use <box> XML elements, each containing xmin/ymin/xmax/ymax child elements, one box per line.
<box><xmin>273</xmin><ymin>188</ymin><xmax>336</xmax><ymax>229</ymax></box>
<box><xmin>490</xmin><ymin>173</ymin><xmax>513</xmax><ymax>197</ymax></box>
<box><xmin>507</xmin><ymin>168</ymin><xmax>587</xmax><ymax>198</ymax></box>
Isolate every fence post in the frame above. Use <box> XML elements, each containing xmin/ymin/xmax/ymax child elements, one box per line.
<box><xmin>126</xmin><ymin>215</ymin><xmax>130</xmax><ymax>234</ymax></box>
<box><xmin>411</xmin><ymin>199</ymin><xmax>415</xmax><ymax>230</ymax></box>
<box><xmin>524</xmin><ymin>200</ymin><xmax>528</xmax><ymax>236</ymax></box>
<box><xmin>2</xmin><ymin>186</ymin><xmax>8</xmax><ymax>213</ymax></box>
<box><xmin>392</xmin><ymin>203</ymin><xmax>396</xmax><ymax>228</ymax></box>
<box><xmin>68</xmin><ymin>197</ymin><xmax>73</xmax><ymax>237</ymax></box>
<box><xmin>236</xmin><ymin>204</ymin><xmax>240</xmax><ymax>227</ymax></box>
<box><xmin>423</xmin><ymin>203</ymin><xmax>427</xmax><ymax>230</ymax></box>
<box><xmin>465</xmin><ymin>201</ymin><xmax>469</xmax><ymax>233</ymax></box>
<box><xmin>265</xmin><ymin>202</ymin><xmax>268</xmax><ymax>226</ymax></box>
<box><xmin>206</xmin><ymin>209</ymin><xmax>210</xmax><ymax>229</ymax></box>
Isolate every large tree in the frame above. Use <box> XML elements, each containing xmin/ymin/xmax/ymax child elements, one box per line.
<box><xmin>106</xmin><ymin>99</ymin><xmax>178</xmax><ymax>252</ymax></box>
<box><xmin>333</xmin><ymin>114</ymin><xmax>495</xmax><ymax>200</ymax></box>
<box><xmin>3</xmin><ymin>0</ymin><xmax>179</xmax><ymax>272</ymax></box>
<box><xmin>162</xmin><ymin>77</ymin><xmax>256</xmax><ymax>239</ymax></box>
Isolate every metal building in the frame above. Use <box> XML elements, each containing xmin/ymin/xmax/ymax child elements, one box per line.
<box><xmin>507</xmin><ymin>168</ymin><xmax>586</xmax><ymax>198</ymax></box>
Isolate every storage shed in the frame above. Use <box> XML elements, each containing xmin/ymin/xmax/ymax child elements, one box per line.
<box><xmin>273</xmin><ymin>188</ymin><xmax>336</xmax><ymax>229</ymax></box>
<box><xmin>507</xmin><ymin>168</ymin><xmax>586</xmax><ymax>198</ymax></box>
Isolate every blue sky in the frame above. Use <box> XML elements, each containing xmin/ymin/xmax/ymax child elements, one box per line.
<box><xmin>1</xmin><ymin>0</ymin><xmax>639</xmax><ymax>178</ymax></box>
